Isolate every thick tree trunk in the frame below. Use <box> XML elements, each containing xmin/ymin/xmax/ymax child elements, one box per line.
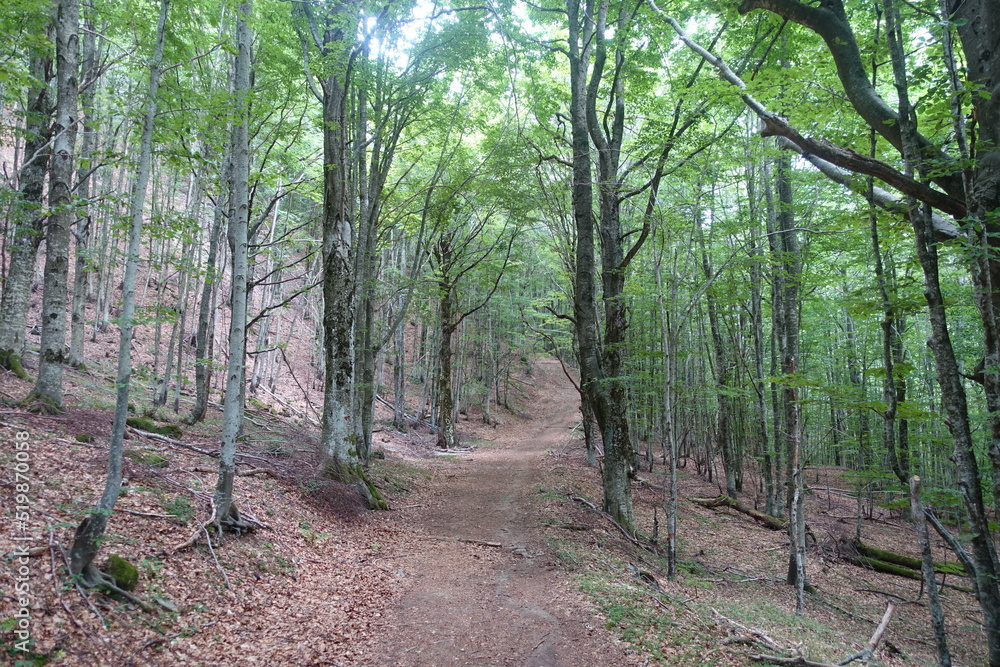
<box><xmin>884</xmin><ymin>2</ymin><xmax>1000</xmax><ymax>661</ymax></box>
<box><xmin>27</xmin><ymin>0</ymin><xmax>80</xmax><ymax>413</ymax></box>
<box><xmin>952</xmin><ymin>0</ymin><xmax>1000</xmax><ymax>543</ymax></box>
<box><xmin>436</xmin><ymin>281</ymin><xmax>457</xmax><ymax>449</ymax></box>
<box><xmin>566</xmin><ymin>0</ymin><xmax>639</xmax><ymax>530</ymax></box>
<box><xmin>0</xmin><ymin>14</ymin><xmax>54</xmax><ymax>378</ymax></box>
<box><xmin>310</xmin><ymin>3</ymin><xmax>385</xmax><ymax>510</ymax></box>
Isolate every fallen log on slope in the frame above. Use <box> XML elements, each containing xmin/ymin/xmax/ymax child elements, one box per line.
<box><xmin>690</xmin><ymin>495</ymin><xmax>787</xmax><ymax>531</ymax></box>
<box><xmin>855</xmin><ymin>541</ymin><xmax>966</xmax><ymax>577</ymax></box>
<box><xmin>844</xmin><ymin>554</ymin><xmax>972</xmax><ymax>593</ymax></box>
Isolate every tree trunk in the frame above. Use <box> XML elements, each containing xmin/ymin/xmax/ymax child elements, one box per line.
<box><xmin>0</xmin><ymin>12</ymin><xmax>55</xmax><ymax>378</ymax></box>
<box><xmin>308</xmin><ymin>1</ymin><xmax>386</xmax><ymax>510</ymax></box>
<box><xmin>67</xmin><ymin>9</ymin><xmax>97</xmax><ymax>369</ymax></box>
<box><xmin>213</xmin><ymin>0</ymin><xmax>253</xmax><ymax>534</ymax></box>
<box><xmin>884</xmin><ymin>1</ymin><xmax>1000</xmax><ymax>661</ymax></box>
<box><xmin>697</xmin><ymin>203</ymin><xmax>737</xmax><ymax>499</ymax></box>
<box><xmin>69</xmin><ymin>0</ymin><xmax>169</xmax><ymax>585</ymax></box>
<box><xmin>952</xmin><ymin>0</ymin><xmax>1000</xmax><ymax>552</ymax></box>
<box><xmin>185</xmin><ymin>162</ymin><xmax>225</xmax><ymax>424</ymax></box>
<box><xmin>26</xmin><ymin>0</ymin><xmax>80</xmax><ymax>413</ymax></box>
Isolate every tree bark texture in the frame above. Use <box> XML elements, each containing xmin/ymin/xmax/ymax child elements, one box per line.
<box><xmin>214</xmin><ymin>0</ymin><xmax>252</xmax><ymax>533</ymax></box>
<box><xmin>69</xmin><ymin>0</ymin><xmax>169</xmax><ymax>583</ymax></box>
<box><xmin>28</xmin><ymin>0</ymin><xmax>79</xmax><ymax>412</ymax></box>
<box><xmin>0</xmin><ymin>10</ymin><xmax>55</xmax><ymax>377</ymax></box>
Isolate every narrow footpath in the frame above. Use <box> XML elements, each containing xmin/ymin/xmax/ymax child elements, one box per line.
<box><xmin>362</xmin><ymin>359</ymin><xmax>638</xmax><ymax>666</ymax></box>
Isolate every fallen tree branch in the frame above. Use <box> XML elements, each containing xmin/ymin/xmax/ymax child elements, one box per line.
<box><xmin>751</xmin><ymin>601</ymin><xmax>896</xmax><ymax>667</ymax></box>
<box><xmin>690</xmin><ymin>495</ymin><xmax>787</xmax><ymax>531</ymax></box>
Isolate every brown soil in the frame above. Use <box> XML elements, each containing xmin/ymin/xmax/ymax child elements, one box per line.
<box><xmin>360</xmin><ymin>358</ymin><xmax>639</xmax><ymax>666</ymax></box>
<box><xmin>0</xmin><ymin>352</ymin><xmax>991</xmax><ymax>666</ymax></box>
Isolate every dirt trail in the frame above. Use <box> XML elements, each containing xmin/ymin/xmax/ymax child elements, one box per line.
<box><xmin>363</xmin><ymin>359</ymin><xmax>637</xmax><ymax>666</ymax></box>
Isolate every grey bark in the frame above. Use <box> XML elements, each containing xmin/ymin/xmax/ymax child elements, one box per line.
<box><xmin>883</xmin><ymin>1</ymin><xmax>1000</xmax><ymax>662</ymax></box>
<box><xmin>69</xmin><ymin>0</ymin><xmax>169</xmax><ymax>584</ymax></box>
<box><xmin>0</xmin><ymin>8</ymin><xmax>55</xmax><ymax>377</ymax></box>
<box><xmin>28</xmin><ymin>0</ymin><xmax>80</xmax><ymax>412</ymax></box>
<box><xmin>67</xmin><ymin>6</ymin><xmax>97</xmax><ymax>369</ymax></box>
<box><xmin>696</xmin><ymin>203</ymin><xmax>737</xmax><ymax>499</ymax></box>
<box><xmin>910</xmin><ymin>476</ymin><xmax>951</xmax><ymax>667</ymax></box>
<box><xmin>214</xmin><ymin>0</ymin><xmax>252</xmax><ymax>532</ymax></box>
<box><xmin>298</xmin><ymin>1</ymin><xmax>385</xmax><ymax>509</ymax></box>
<box><xmin>185</xmin><ymin>151</ymin><xmax>227</xmax><ymax>424</ymax></box>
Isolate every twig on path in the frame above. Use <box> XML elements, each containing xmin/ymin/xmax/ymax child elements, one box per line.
<box><xmin>116</xmin><ymin>507</ymin><xmax>178</xmax><ymax>520</ymax></box>
<box><xmin>417</xmin><ymin>535</ymin><xmax>504</xmax><ymax>548</ymax></box>
<box><xmin>531</xmin><ymin>632</ymin><xmax>551</xmax><ymax>652</ymax></box>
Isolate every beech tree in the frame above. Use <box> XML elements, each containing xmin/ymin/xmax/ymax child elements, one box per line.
<box><xmin>651</xmin><ymin>0</ymin><xmax>1000</xmax><ymax>658</ymax></box>
<box><xmin>69</xmin><ymin>0</ymin><xmax>170</xmax><ymax>586</ymax></box>
<box><xmin>0</xmin><ymin>4</ymin><xmax>55</xmax><ymax>379</ymax></box>
<box><xmin>23</xmin><ymin>0</ymin><xmax>78</xmax><ymax>413</ymax></box>
<box><xmin>213</xmin><ymin>0</ymin><xmax>253</xmax><ymax>534</ymax></box>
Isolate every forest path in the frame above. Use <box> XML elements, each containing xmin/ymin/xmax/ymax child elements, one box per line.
<box><xmin>361</xmin><ymin>359</ymin><xmax>636</xmax><ymax>666</ymax></box>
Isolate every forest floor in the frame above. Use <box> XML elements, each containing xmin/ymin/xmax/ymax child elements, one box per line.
<box><xmin>0</xmin><ymin>355</ymin><xmax>992</xmax><ymax>666</ymax></box>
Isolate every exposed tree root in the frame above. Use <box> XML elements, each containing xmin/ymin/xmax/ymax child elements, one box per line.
<box><xmin>20</xmin><ymin>391</ymin><xmax>65</xmax><ymax>414</ymax></box>
<box><xmin>212</xmin><ymin>501</ymin><xmax>255</xmax><ymax>536</ymax></box>
<box><xmin>75</xmin><ymin>564</ymin><xmax>154</xmax><ymax>612</ymax></box>
<box><xmin>323</xmin><ymin>460</ymin><xmax>389</xmax><ymax>510</ymax></box>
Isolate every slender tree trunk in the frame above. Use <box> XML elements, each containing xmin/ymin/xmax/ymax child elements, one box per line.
<box><xmin>697</xmin><ymin>203</ymin><xmax>737</xmax><ymax>499</ymax></box>
<box><xmin>910</xmin><ymin>476</ymin><xmax>951</xmax><ymax>666</ymax></box>
<box><xmin>771</xmin><ymin>151</ymin><xmax>806</xmax><ymax>590</ymax></box>
<box><xmin>69</xmin><ymin>0</ymin><xmax>169</xmax><ymax>583</ymax></box>
<box><xmin>214</xmin><ymin>0</ymin><xmax>252</xmax><ymax>532</ymax></box>
<box><xmin>68</xmin><ymin>9</ymin><xmax>97</xmax><ymax>369</ymax></box>
<box><xmin>185</xmin><ymin>164</ymin><xmax>225</xmax><ymax>424</ymax></box>
<box><xmin>655</xmin><ymin>260</ymin><xmax>679</xmax><ymax>578</ymax></box>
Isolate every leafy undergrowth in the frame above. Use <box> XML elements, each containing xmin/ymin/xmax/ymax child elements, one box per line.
<box><xmin>531</xmin><ymin>443</ymin><xmax>989</xmax><ymax>666</ymax></box>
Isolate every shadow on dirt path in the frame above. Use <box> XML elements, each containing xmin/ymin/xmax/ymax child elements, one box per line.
<box><xmin>362</xmin><ymin>359</ymin><xmax>638</xmax><ymax>666</ymax></box>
